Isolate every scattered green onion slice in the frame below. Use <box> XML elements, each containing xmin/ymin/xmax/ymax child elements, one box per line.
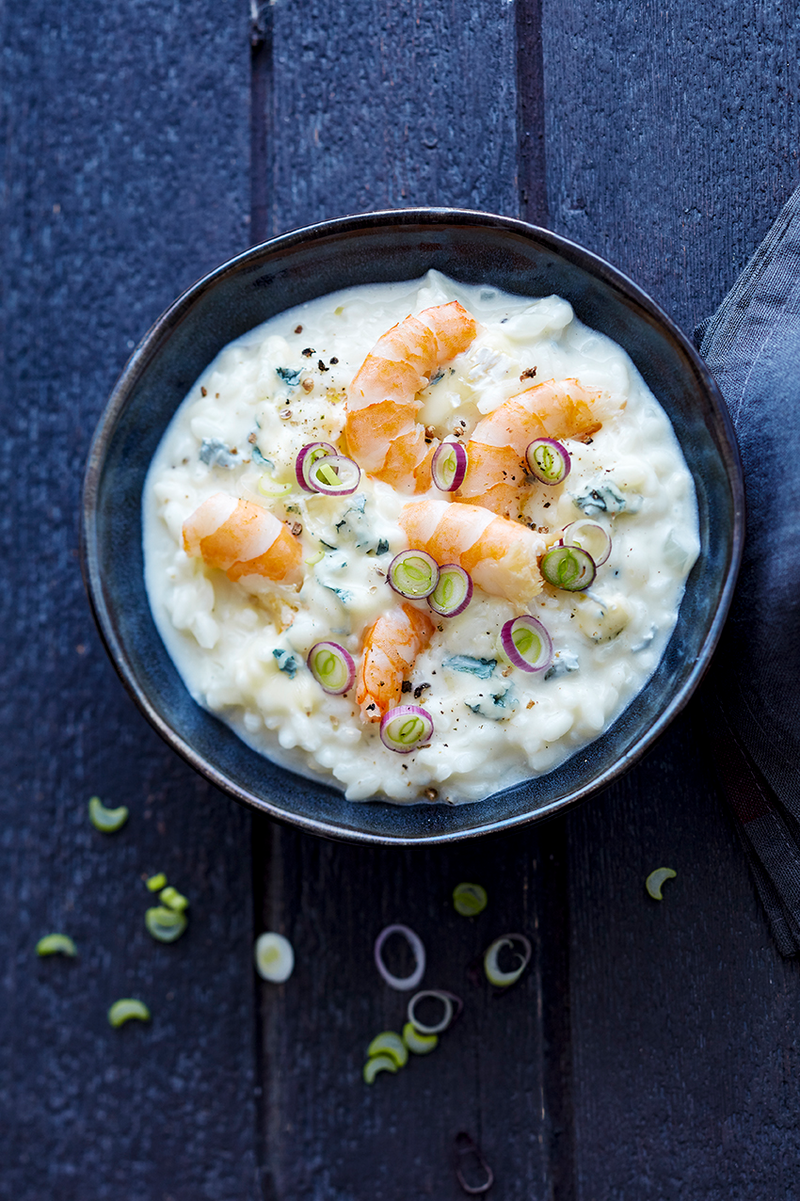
<box><xmin>255</xmin><ymin>931</ymin><xmax>295</xmax><ymax>982</ymax></box>
<box><xmin>499</xmin><ymin>615</ymin><xmax>554</xmax><ymax>673</ymax></box>
<box><xmin>374</xmin><ymin>924</ymin><xmax>426</xmax><ymax>991</ymax></box>
<box><xmin>307</xmin><ymin>641</ymin><xmax>356</xmax><ymax>694</ymax></box>
<box><xmin>431</xmin><ymin>439</ymin><xmax>468</xmax><ymax>491</ymax></box>
<box><xmin>407</xmin><ymin>989</ymin><xmax>462</xmax><ymax>1035</ymax></box>
<box><xmin>258</xmin><ymin>474</ymin><xmax>292</xmax><ymax>498</ymax></box>
<box><xmin>540</xmin><ymin>544</ymin><xmax>596</xmax><ymax>591</ymax></box>
<box><xmin>561</xmin><ymin>519</ymin><xmax>612</xmax><ymax>566</ymax></box>
<box><xmin>453</xmin><ymin>882</ymin><xmax>488</xmax><ymax>917</ymax></box>
<box><xmin>402</xmin><ymin>1021</ymin><xmax>438</xmax><ymax>1055</ymax></box>
<box><xmin>366</xmin><ymin>1031</ymin><xmax>409</xmax><ymax>1067</ymax></box>
<box><xmin>379</xmin><ymin>705</ymin><xmax>434</xmax><ymax>754</ymax></box>
<box><xmin>145</xmin><ymin>873</ymin><xmax>167</xmax><ymax>892</ymax></box>
<box><xmin>159</xmin><ymin>886</ymin><xmax>189</xmax><ymax>913</ymax></box>
<box><xmin>428</xmin><ymin>564</ymin><xmax>473</xmax><ymax>617</ymax></box>
<box><xmin>483</xmin><ymin>933</ymin><xmax>532</xmax><ymax>988</ymax></box>
<box><xmin>88</xmin><ymin>795</ymin><xmax>129</xmax><ymax>833</ymax></box>
<box><xmin>388</xmin><ymin>549</ymin><xmax>439</xmax><ymax>599</ymax></box>
<box><xmin>646</xmin><ymin>867</ymin><xmax>677</xmax><ymax>900</ymax></box>
<box><xmin>526</xmin><ymin>437</ymin><xmax>571</xmax><ymax>485</ymax></box>
<box><xmin>36</xmin><ymin>934</ymin><xmax>77</xmax><ymax>957</ymax></box>
<box><xmin>108</xmin><ymin>998</ymin><xmax>151</xmax><ymax>1027</ymax></box>
<box><xmin>363</xmin><ymin>1053</ymin><xmax>398</xmax><ymax>1083</ymax></box>
<box><xmin>145</xmin><ymin>906</ymin><xmax>188</xmax><ymax>943</ymax></box>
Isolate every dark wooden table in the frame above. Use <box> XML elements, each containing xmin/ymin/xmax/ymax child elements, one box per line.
<box><xmin>3</xmin><ymin>3</ymin><xmax>800</xmax><ymax>1198</ymax></box>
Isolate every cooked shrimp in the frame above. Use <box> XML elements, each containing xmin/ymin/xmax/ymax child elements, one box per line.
<box><xmin>356</xmin><ymin>602</ymin><xmax>435</xmax><ymax>722</ymax></box>
<box><xmin>400</xmin><ymin>498</ymin><xmax>546</xmax><ymax>606</ymax></box>
<box><xmin>183</xmin><ymin>493</ymin><xmax>303</xmax><ymax>588</ymax></box>
<box><xmin>345</xmin><ymin>301</ymin><xmax>478</xmax><ymax>491</ymax></box>
<box><xmin>458</xmin><ymin>378</ymin><xmax>603</xmax><ymax>515</ymax></box>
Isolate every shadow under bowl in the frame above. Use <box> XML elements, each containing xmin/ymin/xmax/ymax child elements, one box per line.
<box><xmin>82</xmin><ymin>208</ymin><xmax>744</xmax><ymax>846</ymax></box>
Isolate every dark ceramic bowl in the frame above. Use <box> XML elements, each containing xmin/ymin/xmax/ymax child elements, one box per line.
<box><xmin>82</xmin><ymin>209</ymin><xmax>743</xmax><ymax>845</ymax></box>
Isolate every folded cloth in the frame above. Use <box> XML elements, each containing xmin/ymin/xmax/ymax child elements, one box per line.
<box><xmin>696</xmin><ymin>183</ymin><xmax>800</xmax><ymax>955</ymax></box>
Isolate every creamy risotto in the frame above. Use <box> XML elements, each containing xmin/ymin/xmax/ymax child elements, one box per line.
<box><xmin>143</xmin><ymin>272</ymin><xmax>699</xmax><ymax>804</ymax></box>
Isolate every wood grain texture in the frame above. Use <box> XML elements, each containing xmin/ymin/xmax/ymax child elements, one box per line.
<box><xmin>540</xmin><ymin>4</ymin><xmax>800</xmax><ymax>1195</ymax></box>
<box><xmin>542</xmin><ymin>0</ymin><xmax>800</xmax><ymax>336</ymax></box>
<box><xmin>567</xmin><ymin>705</ymin><xmax>800</xmax><ymax>1199</ymax></box>
<box><xmin>254</xmin><ymin>819</ymin><xmax>551</xmax><ymax>1200</ymax></box>
<box><xmin>265</xmin><ymin>0</ymin><xmax>520</xmax><ymax>233</ymax></box>
<box><xmin>252</xmin><ymin>5</ymin><xmax>572</xmax><ymax>1197</ymax></box>
<box><xmin>0</xmin><ymin>2</ymin><xmax>259</xmax><ymax>1197</ymax></box>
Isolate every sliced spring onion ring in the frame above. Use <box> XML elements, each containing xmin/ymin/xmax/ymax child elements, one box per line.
<box><xmin>452</xmin><ymin>882</ymin><xmax>488</xmax><ymax>917</ymax></box>
<box><xmin>258</xmin><ymin>474</ymin><xmax>293</xmax><ymax>499</ymax></box>
<box><xmin>428</xmin><ymin>564</ymin><xmax>473</xmax><ymax>617</ymax></box>
<box><xmin>402</xmin><ymin>1020</ymin><xmax>438</xmax><ymax>1054</ymax></box>
<box><xmin>407</xmin><ymin>989</ymin><xmax>463</xmax><ymax>1035</ymax></box>
<box><xmin>145</xmin><ymin>872</ymin><xmax>167</xmax><ymax>892</ymax></box>
<box><xmin>36</xmin><ymin>933</ymin><xmax>77</xmax><ymax>957</ymax></box>
<box><xmin>500</xmin><ymin>615</ymin><xmax>554</xmax><ymax>673</ymax></box>
<box><xmin>254</xmin><ymin>931</ymin><xmax>295</xmax><ymax>982</ymax></box>
<box><xmin>561</xmin><ymin>519</ymin><xmax>612</xmax><ymax>566</ymax></box>
<box><xmin>306</xmin><ymin>453</ymin><xmax>361</xmax><ymax>495</ymax></box>
<box><xmin>366</xmin><ymin>1031</ymin><xmax>409</xmax><ymax>1067</ymax></box>
<box><xmin>645</xmin><ymin>867</ymin><xmax>677</xmax><ymax>900</ymax></box>
<box><xmin>379</xmin><ymin>706</ymin><xmax>434</xmax><ymax>754</ymax></box>
<box><xmin>145</xmin><ymin>906</ymin><xmax>188</xmax><ymax>944</ymax></box>
<box><xmin>295</xmin><ymin>441</ymin><xmax>337</xmax><ymax>491</ymax></box>
<box><xmin>88</xmin><ymin>795</ymin><xmax>129</xmax><ymax>833</ymax></box>
<box><xmin>454</xmin><ymin>1132</ymin><xmax>494</xmax><ymax>1196</ymax></box>
<box><xmin>159</xmin><ymin>886</ymin><xmax>189</xmax><ymax>913</ymax></box>
<box><xmin>108</xmin><ymin>998</ymin><xmax>151</xmax><ymax>1027</ymax></box>
<box><xmin>307</xmin><ymin>641</ymin><xmax>356</xmax><ymax>694</ymax></box>
<box><xmin>526</xmin><ymin>437</ymin><xmax>571</xmax><ymax>485</ymax></box>
<box><xmin>374</xmin><ymin>924</ymin><xmax>426</xmax><ymax>991</ymax></box>
<box><xmin>363</xmin><ymin>1053</ymin><xmax>398</xmax><ymax>1083</ymax></box>
<box><xmin>431</xmin><ymin>439</ymin><xmax>468</xmax><ymax>491</ymax></box>
<box><xmin>540</xmin><ymin>544</ymin><xmax>596</xmax><ymax>591</ymax></box>
<box><xmin>483</xmin><ymin>933</ymin><xmax>532</xmax><ymax>988</ymax></box>
<box><xmin>388</xmin><ymin>549</ymin><xmax>439</xmax><ymax>599</ymax></box>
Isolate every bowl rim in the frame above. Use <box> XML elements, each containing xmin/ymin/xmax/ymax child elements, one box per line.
<box><xmin>81</xmin><ymin>206</ymin><xmax>745</xmax><ymax>845</ymax></box>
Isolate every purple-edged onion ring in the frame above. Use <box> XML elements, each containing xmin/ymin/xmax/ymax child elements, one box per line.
<box><xmin>374</xmin><ymin>923</ymin><xmax>426</xmax><ymax>991</ymax></box>
<box><xmin>500</xmin><ymin>615</ymin><xmax>554</xmax><ymax>673</ymax></box>
<box><xmin>427</xmin><ymin>564</ymin><xmax>473</xmax><ymax>617</ymax></box>
<box><xmin>525</xmin><ymin>437</ymin><xmax>571</xmax><ymax>485</ymax></box>
<box><xmin>388</xmin><ymin>549</ymin><xmax>439</xmax><ymax>599</ymax></box>
<box><xmin>380</xmin><ymin>705</ymin><xmax>434</xmax><ymax>753</ymax></box>
<box><xmin>561</xmin><ymin>519</ymin><xmax>612</xmax><ymax>566</ymax></box>
<box><xmin>407</xmin><ymin>989</ymin><xmax>463</xmax><ymax>1035</ymax></box>
<box><xmin>295</xmin><ymin>441</ymin><xmax>337</xmax><ymax>491</ymax></box>
<box><xmin>305</xmin><ymin>453</ymin><xmax>361</xmax><ymax>495</ymax></box>
<box><xmin>306</xmin><ymin>641</ymin><xmax>356</xmax><ymax>694</ymax></box>
<box><xmin>540</xmin><ymin>544</ymin><xmax>596</xmax><ymax>591</ymax></box>
<box><xmin>431</xmin><ymin>439</ymin><xmax>468</xmax><ymax>492</ymax></box>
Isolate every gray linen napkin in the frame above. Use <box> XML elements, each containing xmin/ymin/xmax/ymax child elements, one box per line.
<box><xmin>696</xmin><ymin>184</ymin><xmax>800</xmax><ymax>955</ymax></box>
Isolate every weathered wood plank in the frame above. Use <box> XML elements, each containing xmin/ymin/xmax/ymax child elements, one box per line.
<box><xmin>543</xmin><ymin>0</ymin><xmax>800</xmax><ymax>336</ymax></box>
<box><xmin>543</xmin><ymin>3</ymin><xmax>800</xmax><ymax>1194</ymax></box>
<box><xmin>253</xmin><ymin>3</ymin><xmax>566</xmax><ymax>1196</ymax></box>
<box><xmin>0</xmin><ymin>3</ymin><xmax>259</xmax><ymax>1197</ymax></box>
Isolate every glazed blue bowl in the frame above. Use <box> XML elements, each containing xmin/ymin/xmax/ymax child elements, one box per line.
<box><xmin>82</xmin><ymin>209</ymin><xmax>743</xmax><ymax>845</ymax></box>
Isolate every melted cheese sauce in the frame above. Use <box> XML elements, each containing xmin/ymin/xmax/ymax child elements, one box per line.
<box><xmin>143</xmin><ymin>272</ymin><xmax>699</xmax><ymax>804</ymax></box>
